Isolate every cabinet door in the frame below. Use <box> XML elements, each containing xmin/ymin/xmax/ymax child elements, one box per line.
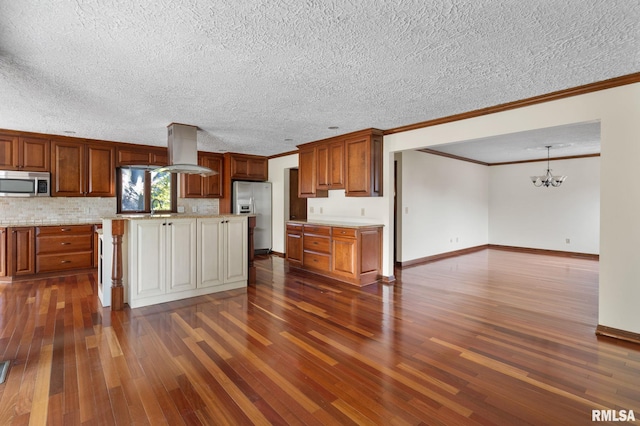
<box><xmin>166</xmin><ymin>219</ymin><xmax>197</xmax><ymax>293</ymax></box>
<box><xmin>224</xmin><ymin>216</ymin><xmax>248</xmax><ymax>283</ymax></box>
<box><xmin>0</xmin><ymin>227</ymin><xmax>6</xmax><ymax>277</ymax></box>
<box><xmin>181</xmin><ymin>173</ymin><xmax>203</xmax><ymax>198</ymax></box>
<box><xmin>197</xmin><ymin>218</ymin><xmax>224</xmax><ymax>288</ymax></box>
<box><xmin>131</xmin><ymin>220</ymin><xmax>166</xmax><ymax>298</ymax></box>
<box><xmin>117</xmin><ymin>148</ymin><xmax>151</xmax><ymax>166</ymax></box>
<box><xmin>316</xmin><ymin>143</ymin><xmax>330</xmax><ymax>190</ymax></box>
<box><xmin>20</xmin><ymin>138</ymin><xmax>50</xmax><ymax>171</ymax></box>
<box><xmin>299</xmin><ymin>147</ymin><xmax>325</xmax><ymax>198</ymax></box>
<box><xmin>202</xmin><ymin>154</ymin><xmax>223</xmax><ymax>197</ymax></box>
<box><xmin>248</xmin><ymin>157</ymin><xmax>268</xmax><ymax>180</ymax></box>
<box><xmin>329</xmin><ymin>140</ymin><xmax>345</xmax><ymax>189</ymax></box>
<box><xmin>51</xmin><ymin>140</ymin><xmax>85</xmax><ymax>196</ymax></box>
<box><xmin>0</xmin><ymin>134</ymin><xmax>19</xmax><ymax>170</ymax></box>
<box><xmin>10</xmin><ymin>227</ymin><xmax>35</xmax><ymax>276</ymax></box>
<box><xmin>86</xmin><ymin>144</ymin><xmax>115</xmax><ymax>196</ymax></box>
<box><xmin>230</xmin><ymin>154</ymin><xmax>267</xmax><ymax>181</ymax></box>
<box><xmin>331</xmin><ymin>235</ymin><xmax>357</xmax><ymax>278</ymax></box>
<box><xmin>286</xmin><ymin>230</ymin><xmax>303</xmax><ymax>264</ymax></box>
<box><xmin>344</xmin><ymin>136</ymin><xmax>370</xmax><ymax>196</ymax></box>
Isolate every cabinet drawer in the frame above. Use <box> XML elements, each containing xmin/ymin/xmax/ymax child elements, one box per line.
<box><xmin>303</xmin><ymin>225</ymin><xmax>331</xmax><ymax>236</ymax></box>
<box><xmin>36</xmin><ymin>234</ymin><xmax>93</xmax><ymax>254</ymax></box>
<box><xmin>287</xmin><ymin>223</ymin><xmax>303</xmax><ymax>233</ymax></box>
<box><xmin>36</xmin><ymin>225</ymin><xmax>94</xmax><ymax>236</ymax></box>
<box><xmin>303</xmin><ymin>251</ymin><xmax>330</xmax><ymax>272</ymax></box>
<box><xmin>332</xmin><ymin>227</ymin><xmax>357</xmax><ymax>238</ymax></box>
<box><xmin>36</xmin><ymin>251</ymin><xmax>93</xmax><ymax>273</ymax></box>
<box><xmin>303</xmin><ymin>235</ymin><xmax>330</xmax><ymax>254</ymax></box>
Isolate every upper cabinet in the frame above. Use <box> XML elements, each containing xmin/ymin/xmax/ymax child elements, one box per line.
<box><xmin>0</xmin><ymin>134</ymin><xmax>50</xmax><ymax>171</ymax></box>
<box><xmin>227</xmin><ymin>153</ymin><xmax>268</xmax><ymax>181</ymax></box>
<box><xmin>297</xmin><ymin>129</ymin><xmax>383</xmax><ymax>198</ymax></box>
<box><xmin>116</xmin><ymin>145</ymin><xmax>168</xmax><ymax>167</ymax></box>
<box><xmin>51</xmin><ymin>140</ymin><xmax>115</xmax><ymax>197</ymax></box>
<box><xmin>344</xmin><ymin>131</ymin><xmax>383</xmax><ymax>197</ymax></box>
<box><xmin>317</xmin><ymin>140</ymin><xmax>345</xmax><ymax>191</ymax></box>
<box><xmin>181</xmin><ymin>152</ymin><xmax>224</xmax><ymax>198</ymax></box>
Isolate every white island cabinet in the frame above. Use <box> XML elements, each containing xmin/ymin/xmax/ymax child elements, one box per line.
<box><xmin>197</xmin><ymin>215</ymin><xmax>248</xmax><ymax>288</ymax></box>
<box><xmin>125</xmin><ymin>215</ymin><xmax>248</xmax><ymax>309</ymax></box>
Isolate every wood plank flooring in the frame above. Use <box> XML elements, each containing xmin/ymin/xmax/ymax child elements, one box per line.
<box><xmin>1</xmin><ymin>249</ymin><xmax>639</xmax><ymax>425</ymax></box>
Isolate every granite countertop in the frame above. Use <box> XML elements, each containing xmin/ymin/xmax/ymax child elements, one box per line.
<box><xmin>0</xmin><ymin>220</ymin><xmax>101</xmax><ymax>228</ymax></box>
<box><xmin>288</xmin><ymin>219</ymin><xmax>383</xmax><ymax>228</ymax></box>
<box><xmin>102</xmin><ymin>213</ymin><xmax>256</xmax><ymax>221</ymax></box>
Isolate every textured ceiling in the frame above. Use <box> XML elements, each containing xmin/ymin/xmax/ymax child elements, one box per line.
<box><xmin>0</xmin><ymin>1</ymin><xmax>638</xmax><ymax>157</ymax></box>
<box><xmin>426</xmin><ymin>121</ymin><xmax>601</xmax><ymax>163</ymax></box>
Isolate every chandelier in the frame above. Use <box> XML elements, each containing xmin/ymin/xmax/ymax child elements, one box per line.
<box><xmin>530</xmin><ymin>146</ymin><xmax>567</xmax><ymax>187</ymax></box>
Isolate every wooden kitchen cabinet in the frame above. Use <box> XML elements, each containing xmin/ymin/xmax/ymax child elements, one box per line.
<box><xmin>51</xmin><ymin>140</ymin><xmax>115</xmax><ymax>197</ymax></box>
<box><xmin>181</xmin><ymin>152</ymin><xmax>224</xmax><ymax>198</ymax></box>
<box><xmin>298</xmin><ymin>146</ymin><xmax>327</xmax><ymax>198</ymax></box>
<box><xmin>344</xmin><ymin>131</ymin><xmax>383</xmax><ymax>197</ymax></box>
<box><xmin>285</xmin><ymin>223</ymin><xmax>303</xmax><ymax>265</ymax></box>
<box><xmin>116</xmin><ymin>146</ymin><xmax>168</xmax><ymax>167</ymax></box>
<box><xmin>8</xmin><ymin>227</ymin><xmax>35</xmax><ymax>276</ymax></box>
<box><xmin>35</xmin><ymin>225</ymin><xmax>94</xmax><ymax>273</ymax></box>
<box><xmin>286</xmin><ymin>221</ymin><xmax>382</xmax><ymax>286</ymax></box>
<box><xmin>297</xmin><ymin>128</ymin><xmax>382</xmax><ymax>198</ymax></box>
<box><xmin>317</xmin><ymin>140</ymin><xmax>345</xmax><ymax>190</ymax></box>
<box><xmin>228</xmin><ymin>153</ymin><xmax>268</xmax><ymax>181</ymax></box>
<box><xmin>0</xmin><ymin>227</ymin><xmax>6</xmax><ymax>277</ymax></box>
<box><xmin>0</xmin><ymin>134</ymin><xmax>50</xmax><ymax>171</ymax></box>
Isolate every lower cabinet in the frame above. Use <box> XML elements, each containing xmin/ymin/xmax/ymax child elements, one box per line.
<box><xmin>286</xmin><ymin>222</ymin><xmax>382</xmax><ymax>286</ymax></box>
<box><xmin>9</xmin><ymin>227</ymin><xmax>35</xmax><ymax>276</ymax></box>
<box><xmin>0</xmin><ymin>227</ymin><xmax>6</xmax><ymax>277</ymax></box>
<box><xmin>285</xmin><ymin>223</ymin><xmax>303</xmax><ymax>265</ymax></box>
<box><xmin>197</xmin><ymin>216</ymin><xmax>248</xmax><ymax>288</ymax></box>
<box><xmin>36</xmin><ymin>225</ymin><xmax>94</xmax><ymax>273</ymax></box>
<box><xmin>128</xmin><ymin>215</ymin><xmax>248</xmax><ymax>308</ymax></box>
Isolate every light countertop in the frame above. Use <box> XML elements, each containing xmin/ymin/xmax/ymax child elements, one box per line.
<box><xmin>288</xmin><ymin>220</ymin><xmax>383</xmax><ymax>228</ymax></box>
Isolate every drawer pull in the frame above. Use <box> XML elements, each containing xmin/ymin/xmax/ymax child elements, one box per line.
<box><xmin>313</xmin><ymin>242</ymin><xmax>318</xmax><ymax>245</ymax></box>
<box><xmin>61</xmin><ymin>242</ymin><xmax>71</xmax><ymax>245</ymax></box>
<box><xmin>341</xmin><ymin>231</ymin><xmax>346</xmax><ymax>234</ymax></box>
<box><xmin>61</xmin><ymin>260</ymin><xmax>72</xmax><ymax>264</ymax></box>
<box><xmin>61</xmin><ymin>228</ymin><xmax>71</xmax><ymax>232</ymax></box>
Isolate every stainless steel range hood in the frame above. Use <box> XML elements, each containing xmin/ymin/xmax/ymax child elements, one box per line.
<box><xmin>153</xmin><ymin>123</ymin><xmax>216</xmax><ymax>176</ymax></box>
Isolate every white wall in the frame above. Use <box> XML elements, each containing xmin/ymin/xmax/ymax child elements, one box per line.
<box><xmin>489</xmin><ymin>157</ymin><xmax>600</xmax><ymax>254</ymax></box>
<box><xmin>384</xmin><ymin>83</ymin><xmax>640</xmax><ymax>335</ymax></box>
<box><xmin>399</xmin><ymin>151</ymin><xmax>489</xmax><ymax>262</ymax></box>
<box><xmin>268</xmin><ymin>153</ymin><xmax>298</xmax><ymax>254</ymax></box>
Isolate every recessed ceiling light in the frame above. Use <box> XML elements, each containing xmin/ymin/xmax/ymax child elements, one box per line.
<box><xmin>284</xmin><ymin>138</ymin><xmax>293</xmax><ymax>142</ymax></box>
<box><xmin>63</xmin><ymin>130</ymin><xmax>76</xmax><ymax>134</ymax></box>
<box><xmin>328</xmin><ymin>126</ymin><xmax>339</xmax><ymax>130</ymax></box>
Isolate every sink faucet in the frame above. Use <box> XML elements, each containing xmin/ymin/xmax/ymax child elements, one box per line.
<box><xmin>151</xmin><ymin>198</ymin><xmax>161</xmax><ymax>214</ymax></box>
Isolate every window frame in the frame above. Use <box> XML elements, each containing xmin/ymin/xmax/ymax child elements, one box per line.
<box><xmin>116</xmin><ymin>167</ymin><xmax>177</xmax><ymax>214</ymax></box>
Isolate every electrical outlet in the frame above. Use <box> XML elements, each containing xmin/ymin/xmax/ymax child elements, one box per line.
<box><xmin>361</xmin><ymin>208</ymin><xmax>365</xmax><ymax>216</ymax></box>
<box><xmin>192</xmin><ymin>206</ymin><xmax>198</xmax><ymax>213</ymax></box>
<box><xmin>456</xmin><ymin>237</ymin><xmax>459</xmax><ymax>243</ymax></box>
<box><xmin>405</xmin><ymin>206</ymin><xmax>408</xmax><ymax>214</ymax></box>
<box><xmin>566</xmin><ymin>238</ymin><xmax>571</xmax><ymax>244</ymax></box>
<box><xmin>177</xmin><ymin>206</ymin><xmax>185</xmax><ymax>213</ymax></box>
<box><xmin>310</xmin><ymin>206</ymin><xmax>314</xmax><ymax>213</ymax></box>
<box><xmin>320</xmin><ymin>207</ymin><xmax>323</xmax><ymax>214</ymax></box>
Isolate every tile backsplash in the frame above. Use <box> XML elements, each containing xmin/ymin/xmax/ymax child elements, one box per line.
<box><xmin>0</xmin><ymin>197</ymin><xmax>220</xmax><ymax>225</ymax></box>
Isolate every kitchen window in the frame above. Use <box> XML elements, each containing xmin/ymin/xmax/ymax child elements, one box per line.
<box><xmin>117</xmin><ymin>167</ymin><xmax>177</xmax><ymax>213</ymax></box>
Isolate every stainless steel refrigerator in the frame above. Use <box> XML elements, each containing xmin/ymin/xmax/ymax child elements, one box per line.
<box><xmin>232</xmin><ymin>181</ymin><xmax>272</xmax><ymax>253</ymax></box>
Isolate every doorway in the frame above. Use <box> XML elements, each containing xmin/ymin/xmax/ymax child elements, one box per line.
<box><xmin>289</xmin><ymin>168</ymin><xmax>307</xmax><ymax>221</ymax></box>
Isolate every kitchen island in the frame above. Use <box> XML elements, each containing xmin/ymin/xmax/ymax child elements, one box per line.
<box><xmin>102</xmin><ymin>214</ymin><xmax>253</xmax><ymax>309</ymax></box>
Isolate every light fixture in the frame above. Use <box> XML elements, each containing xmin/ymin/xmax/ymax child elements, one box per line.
<box><xmin>530</xmin><ymin>146</ymin><xmax>567</xmax><ymax>187</ymax></box>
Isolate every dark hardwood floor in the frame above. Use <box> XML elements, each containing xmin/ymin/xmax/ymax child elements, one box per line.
<box><xmin>1</xmin><ymin>249</ymin><xmax>639</xmax><ymax>425</ymax></box>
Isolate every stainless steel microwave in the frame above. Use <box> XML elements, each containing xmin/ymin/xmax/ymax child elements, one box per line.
<box><xmin>0</xmin><ymin>171</ymin><xmax>50</xmax><ymax>197</ymax></box>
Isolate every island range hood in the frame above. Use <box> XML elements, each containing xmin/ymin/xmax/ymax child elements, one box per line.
<box><xmin>153</xmin><ymin>123</ymin><xmax>216</xmax><ymax>176</ymax></box>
